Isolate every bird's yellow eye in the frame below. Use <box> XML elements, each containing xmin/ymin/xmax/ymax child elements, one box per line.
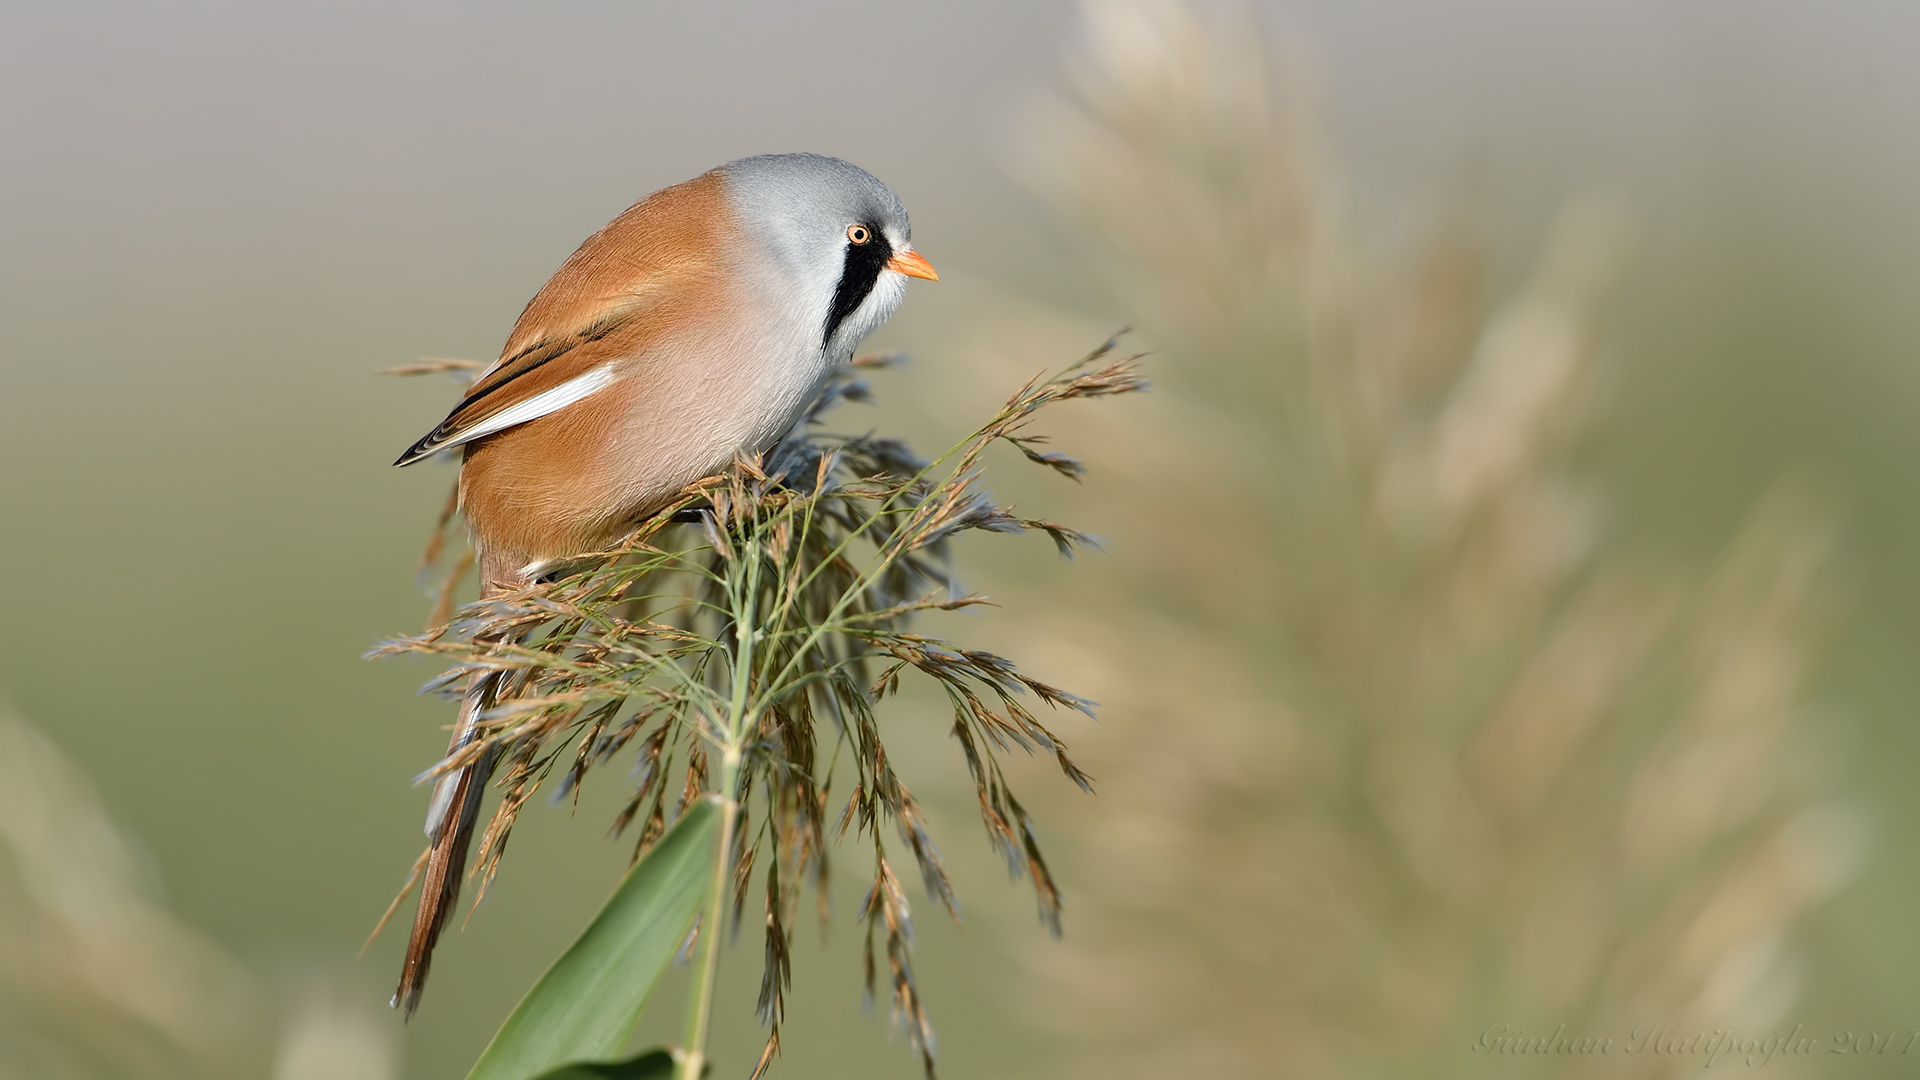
<box><xmin>847</xmin><ymin>224</ymin><xmax>872</xmax><ymax>245</ymax></box>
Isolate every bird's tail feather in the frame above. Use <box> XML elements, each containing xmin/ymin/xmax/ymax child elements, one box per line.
<box><xmin>394</xmin><ymin>548</ymin><xmax>525</xmax><ymax>1017</ymax></box>
<box><xmin>393</xmin><ymin>670</ymin><xmax>499</xmax><ymax>1017</ymax></box>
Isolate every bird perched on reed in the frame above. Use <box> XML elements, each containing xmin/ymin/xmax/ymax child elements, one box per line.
<box><xmin>389</xmin><ymin>153</ymin><xmax>937</xmax><ymax>1015</ymax></box>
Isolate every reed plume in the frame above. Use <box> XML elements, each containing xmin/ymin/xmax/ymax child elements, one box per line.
<box><xmin>376</xmin><ymin>345</ymin><xmax>1143</xmax><ymax>1077</ymax></box>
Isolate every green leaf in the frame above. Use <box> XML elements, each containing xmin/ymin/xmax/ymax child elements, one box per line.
<box><xmin>467</xmin><ymin>799</ymin><xmax>721</xmax><ymax>1080</ymax></box>
<box><xmin>527</xmin><ymin>1049</ymin><xmax>677</xmax><ymax>1080</ymax></box>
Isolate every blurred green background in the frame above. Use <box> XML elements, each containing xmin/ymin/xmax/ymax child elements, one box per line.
<box><xmin>3</xmin><ymin>2</ymin><xmax>1918</xmax><ymax>1077</ymax></box>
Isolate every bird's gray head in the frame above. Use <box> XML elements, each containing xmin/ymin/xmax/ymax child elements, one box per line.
<box><xmin>719</xmin><ymin>153</ymin><xmax>932</xmax><ymax>360</ymax></box>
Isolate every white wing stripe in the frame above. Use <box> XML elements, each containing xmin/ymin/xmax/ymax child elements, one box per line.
<box><xmin>443</xmin><ymin>364</ymin><xmax>620</xmax><ymax>448</ymax></box>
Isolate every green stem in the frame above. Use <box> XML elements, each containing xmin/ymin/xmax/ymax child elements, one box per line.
<box><xmin>678</xmin><ymin>536</ymin><xmax>761</xmax><ymax>1080</ymax></box>
<box><xmin>677</xmin><ymin>746</ymin><xmax>740</xmax><ymax>1080</ymax></box>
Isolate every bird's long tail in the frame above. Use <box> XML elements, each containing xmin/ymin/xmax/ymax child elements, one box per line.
<box><xmin>393</xmin><ymin>669</ymin><xmax>499</xmax><ymax>1017</ymax></box>
<box><xmin>394</xmin><ymin>555</ymin><xmax>523</xmax><ymax>1018</ymax></box>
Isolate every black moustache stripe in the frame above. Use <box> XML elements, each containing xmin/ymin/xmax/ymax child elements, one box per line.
<box><xmin>825</xmin><ymin>229</ymin><xmax>891</xmax><ymax>347</ymax></box>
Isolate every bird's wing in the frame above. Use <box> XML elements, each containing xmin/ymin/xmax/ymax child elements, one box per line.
<box><xmin>392</xmin><ymin>310</ymin><xmax>641</xmax><ymax>465</ymax></box>
<box><xmin>393</xmin><ymin>170</ymin><xmax>732</xmax><ymax>467</ymax></box>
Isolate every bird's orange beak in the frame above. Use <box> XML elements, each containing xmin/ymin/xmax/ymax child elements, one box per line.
<box><xmin>886</xmin><ymin>248</ymin><xmax>939</xmax><ymax>281</ymax></box>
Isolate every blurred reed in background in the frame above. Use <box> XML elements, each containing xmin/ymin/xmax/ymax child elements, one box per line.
<box><xmin>0</xmin><ymin>709</ymin><xmax>398</xmax><ymax>1080</ymax></box>
<box><xmin>0</xmin><ymin>707</ymin><xmax>261</xmax><ymax>1079</ymax></box>
<box><xmin>961</xmin><ymin>1</ymin><xmax>1864</xmax><ymax>1076</ymax></box>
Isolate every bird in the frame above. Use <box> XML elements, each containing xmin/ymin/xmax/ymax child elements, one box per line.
<box><xmin>388</xmin><ymin>153</ymin><xmax>936</xmax><ymax>1016</ymax></box>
